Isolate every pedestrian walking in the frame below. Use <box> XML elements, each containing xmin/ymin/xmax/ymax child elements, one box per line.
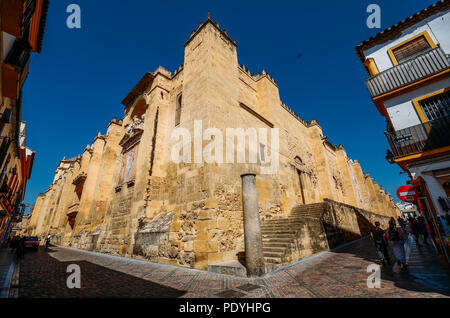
<box><xmin>387</xmin><ymin>219</ymin><xmax>407</xmax><ymax>270</ymax></box>
<box><xmin>16</xmin><ymin>236</ymin><xmax>25</xmax><ymax>259</ymax></box>
<box><xmin>409</xmin><ymin>218</ymin><xmax>421</xmax><ymax>247</ymax></box>
<box><xmin>9</xmin><ymin>236</ymin><xmax>18</xmax><ymax>253</ymax></box>
<box><xmin>45</xmin><ymin>233</ymin><xmax>51</xmax><ymax>249</ymax></box>
<box><xmin>398</xmin><ymin>217</ymin><xmax>406</xmax><ymax>230</ymax></box>
<box><xmin>417</xmin><ymin>216</ymin><xmax>430</xmax><ymax>246</ymax></box>
<box><xmin>370</xmin><ymin>221</ymin><xmax>391</xmax><ymax>266</ymax></box>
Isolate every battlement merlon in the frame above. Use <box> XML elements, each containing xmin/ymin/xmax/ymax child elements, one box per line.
<box><xmin>185</xmin><ymin>13</ymin><xmax>237</xmax><ymax>48</ymax></box>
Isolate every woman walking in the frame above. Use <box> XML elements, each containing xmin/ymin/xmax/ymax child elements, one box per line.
<box><xmin>387</xmin><ymin>219</ymin><xmax>407</xmax><ymax>270</ymax></box>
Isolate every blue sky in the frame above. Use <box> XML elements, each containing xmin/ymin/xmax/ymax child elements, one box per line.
<box><xmin>21</xmin><ymin>0</ymin><xmax>437</xmax><ymax>213</ymax></box>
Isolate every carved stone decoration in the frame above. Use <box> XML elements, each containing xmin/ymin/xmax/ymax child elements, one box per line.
<box><xmin>120</xmin><ymin>115</ymin><xmax>145</xmax><ymax>147</ymax></box>
<box><xmin>133</xmin><ymin>212</ymin><xmax>174</xmax><ymax>259</ymax></box>
<box><xmin>125</xmin><ymin>115</ymin><xmax>145</xmax><ymax>136</ymax></box>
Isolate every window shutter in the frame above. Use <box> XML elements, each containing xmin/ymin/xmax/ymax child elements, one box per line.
<box><xmin>392</xmin><ymin>36</ymin><xmax>431</xmax><ymax>63</ymax></box>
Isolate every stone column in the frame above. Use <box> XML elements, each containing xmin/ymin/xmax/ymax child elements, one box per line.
<box><xmin>241</xmin><ymin>173</ymin><xmax>265</xmax><ymax>277</ymax></box>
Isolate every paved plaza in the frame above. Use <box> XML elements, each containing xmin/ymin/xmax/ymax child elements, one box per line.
<box><xmin>0</xmin><ymin>235</ymin><xmax>448</xmax><ymax>298</ymax></box>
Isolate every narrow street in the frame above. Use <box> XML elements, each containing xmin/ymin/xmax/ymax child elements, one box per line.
<box><xmin>0</xmin><ymin>235</ymin><xmax>448</xmax><ymax>298</ymax></box>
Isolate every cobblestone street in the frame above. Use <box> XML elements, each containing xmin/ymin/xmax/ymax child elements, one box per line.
<box><xmin>2</xmin><ymin>236</ymin><xmax>448</xmax><ymax>298</ymax></box>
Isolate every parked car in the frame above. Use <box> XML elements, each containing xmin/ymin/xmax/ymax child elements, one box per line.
<box><xmin>23</xmin><ymin>236</ymin><xmax>40</xmax><ymax>251</ymax></box>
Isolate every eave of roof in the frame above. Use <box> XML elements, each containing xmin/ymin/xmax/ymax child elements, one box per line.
<box><xmin>121</xmin><ymin>72</ymin><xmax>155</xmax><ymax>108</ymax></box>
<box><xmin>355</xmin><ymin>0</ymin><xmax>450</xmax><ymax>62</ymax></box>
<box><xmin>36</xmin><ymin>0</ymin><xmax>50</xmax><ymax>53</ymax></box>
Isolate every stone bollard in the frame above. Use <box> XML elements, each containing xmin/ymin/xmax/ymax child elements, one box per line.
<box><xmin>241</xmin><ymin>173</ymin><xmax>265</xmax><ymax>277</ymax></box>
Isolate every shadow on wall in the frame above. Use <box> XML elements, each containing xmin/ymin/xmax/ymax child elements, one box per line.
<box><xmin>320</xmin><ymin>199</ymin><xmax>391</xmax><ymax>250</ymax></box>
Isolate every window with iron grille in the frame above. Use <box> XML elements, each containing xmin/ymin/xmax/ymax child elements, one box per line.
<box><xmin>392</xmin><ymin>36</ymin><xmax>431</xmax><ymax>64</ymax></box>
<box><xmin>419</xmin><ymin>91</ymin><xmax>450</xmax><ymax>121</ymax></box>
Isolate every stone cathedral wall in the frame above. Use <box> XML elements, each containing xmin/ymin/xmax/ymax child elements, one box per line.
<box><xmin>27</xmin><ymin>16</ymin><xmax>400</xmax><ymax>270</ymax></box>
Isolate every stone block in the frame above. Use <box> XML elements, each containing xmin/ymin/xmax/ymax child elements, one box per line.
<box><xmin>168</xmin><ymin>246</ymin><xmax>179</xmax><ymax>258</ymax></box>
<box><xmin>194</xmin><ymin>220</ymin><xmax>215</xmax><ymax>231</ymax></box>
<box><xmin>194</xmin><ymin>240</ymin><xmax>219</xmax><ymax>253</ymax></box>
<box><xmin>194</xmin><ymin>252</ymin><xmax>209</xmax><ymax>270</ymax></box>
<box><xmin>184</xmin><ymin>241</ymin><xmax>194</xmax><ymax>252</ymax></box>
<box><xmin>198</xmin><ymin>210</ymin><xmax>215</xmax><ymax>220</ymax></box>
<box><xmin>204</xmin><ymin>199</ymin><xmax>218</xmax><ymax>209</ymax></box>
<box><xmin>217</xmin><ymin>218</ymin><xmax>231</xmax><ymax>230</ymax></box>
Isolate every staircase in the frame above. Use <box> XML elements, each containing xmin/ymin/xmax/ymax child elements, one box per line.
<box><xmin>261</xmin><ymin>203</ymin><xmax>325</xmax><ymax>267</ymax></box>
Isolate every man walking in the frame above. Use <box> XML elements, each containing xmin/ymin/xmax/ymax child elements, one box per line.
<box><xmin>45</xmin><ymin>233</ymin><xmax>52</xmax><ymax>250</ymax></box>
<box><xmin>409</xmin><ymin>218</ymin><xmax>421</xmax><ymax>247</ymax></box>
<box><xmin>417</xmin><ymin>216</ymin><xmax>430</xmax><ymax>246</ymax></box>
<box><xmin>370</xmin><ymin>221</ymin><xmax>391</xmax><ymax>266</ymax></box>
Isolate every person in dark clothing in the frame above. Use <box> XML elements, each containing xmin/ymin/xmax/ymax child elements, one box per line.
<box><xmin>9</xmin><ymin>236</ymin><xmax>18</xmax><ymax>253</ymax></box>
<box><xmin>387</xmin><ymin>219</ymin><xmax>407</xmax><ymax>270</ymax></box>
<box><xmin>417</xmin><ymin>216</ymin><xmax>429</xmax><ymax>246</ymax></box>
<box><xmin>409</xmin><ymin>218</ymin><xmax>421</xmax><ymax>247</ymax></box>
<box><xmin>16</xmin><ymin>236</ymin><xmax>25</xmax><ymax>259</ymax></box>
<box><xmin>370</xmin><ymin>221</ymin><xmax>391</xmax><ymax>266</ymax></box>
<box><xmin>398</xmin><ymin>217</ymin><xmax>406</xmax><ymax>230</ymax></box>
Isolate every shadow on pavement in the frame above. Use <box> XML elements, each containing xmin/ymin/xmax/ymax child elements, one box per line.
<box><xmin>19</xmin><ymin>247</ymin><xmax>186</xmax><ymax>298</ymax></box>
<box><xmin>332</xmin><ymin>235</ymin><xmax>450</xmax><ymax>297</ymax></box>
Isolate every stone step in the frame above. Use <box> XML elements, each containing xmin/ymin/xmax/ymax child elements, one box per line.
<box><xmin>291</xmin><ymin>214</ymin><xmax>322</xmax><ymax>219</ymax></box>
<box><xmin>261</xmin><ymin>221</ymin><xmax>305</xmax><ymax>227</ymax></box>
<box><xmin>263</xmin><ymin>242</ymin><xmax>292</xmax><ymax>248</ymax></box>
<box><xmin>262</xmin><ymin>237</ymin><xmax>293</xmax><ymax>243</ymax></box>
<box><xmin>261</xmin><ymin>227</ymin><xmax>301</xmax><ymax>232</ymax></box>
<box><xmin>264</xmin><ymin>257</ymin><xmax>283</xmax><ymax>264</ymax></box>
<box><xmin>292</xmin><ymin>207</ymin><xmax>323</xmax><ymax>211</ymax></box>
<box><xmin>292</xmin><ymin>203</ymin><xmax>324</xmax><ymax>209</ymax></box>
<box><xmin>291</xmin><ymin>211</ymin><xmax>323</xmax><ymax>215</ymax></box>
<box><xmin>261</xmin><ymin>230</ymin><xmax>297</xmax><ymax>235</ymax></box>
<box><xmin>270</xmin><ymin>216</ymin><xmax>312</xmax><ymax>220</ymax></box>
<box><xmin>262</xmin><ymin>218</ymin><xmax>306</xmax><ymax>223</ymax></box>
<box><xmin>291</xmin><ymin>211</ymin><xmax>322</xmax><ymax>215</ymax></box>
<box><xmin>263</xmin><ymin>251</ymin><xmax>285</xmax><ymax>258</ymax></box>
<box><xmin>262</xmin><ymin>233</ymin><xmax>295</xmax><ymax>239</ymax></box>
<box><xmin>261</xmin><ymin>222</ymin><xmax>304</xmax><ymax>228</ymax></box>
<box><xmin>263</xmin><ymin>247</ymin><xmax>289</xmax><ymax>253</ymax></box>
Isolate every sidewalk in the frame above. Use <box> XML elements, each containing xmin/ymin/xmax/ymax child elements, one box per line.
<box><xmin>0</xmin><ymin>248</ymin><xmax>19</xmax><ymax>298</ymax></box>
<box><xmin>403</xmin><ymin>234</ymin><xmax>450</xmax><ymax>294</ymax></box>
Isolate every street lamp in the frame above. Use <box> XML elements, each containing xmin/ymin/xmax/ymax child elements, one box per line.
<box><xmin>386</xmin><ymin>149</ymin><xmax>395</xmax><ymax>164</ymax></box>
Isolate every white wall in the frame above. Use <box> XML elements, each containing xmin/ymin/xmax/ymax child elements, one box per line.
<box><xmin>2</xmin><ymin>32</ymin><xmax>16</xmax><ymax>62</ymax></box>
<box><xmin>364</xmin><ymin>10</ymin><xmax>450</xmax><ymax>72</ymax></box>
<box><xmin>409</xmin><ymin>157</ymin><xmax>450</xmax><ymax>218</ymax></box>
<box><xmin>384</xmin><ymin>77</ymin><xmax>450</xmax><ymax>131</ymax></box>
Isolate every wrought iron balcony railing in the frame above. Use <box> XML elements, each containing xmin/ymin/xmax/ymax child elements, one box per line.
<box><xmin>4</xmin><ymin>39</ymin><xmax>31</xmax><ymax>71</ymax></box>
<box><xmin>385</xmin><ymin>115</ymin><xmax>450</xmax><ymax>159</ymax></box>
<box><xmin>365</xmin><ymin>46</ymin><xmax>450</xmax><ymax>98</ymax></box>
<box><xmin>0</xmin><ymin>137</ymin><xmax>11</xmax><ymax>169</ymax></box>
<box><xmin>22</xmin><ymin>0</ymin><xmax>37</xmax><ymax>28</ymax></box>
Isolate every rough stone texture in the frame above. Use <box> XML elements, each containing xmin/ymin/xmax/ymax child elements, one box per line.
<box><xmin>241</xmin><ymin>174</ymin><xmax>265</xmax><ymax>277</ymax></box>
<box><xmin>26</xmin><ymin>16</ymin><xmax>401</xmax><ymax>271</ymax></box>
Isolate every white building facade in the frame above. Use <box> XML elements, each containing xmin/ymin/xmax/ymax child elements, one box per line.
<box><xmin>356</xmin><ymin>0</ymin><xmax>450</xmax><ymax>262</ymax></box>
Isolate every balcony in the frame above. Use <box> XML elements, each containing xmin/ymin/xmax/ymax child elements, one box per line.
<box><xmin>385</xmin><ymin>116</ymin><xmax>450</xmax><ymax>160</ymax></box>
<box><xmin>365</xmin><ymin>46</ymin><xmax>450</xmax><ymax>98</ymax></box>
<box><xmin>0</xmin><ymin>137</ymin><xmax>11</xmax><ymax>169</ymax></box>
<box><xmin>4</xmin><ymin>39</ymin><xmax>31</xmax><ymax>71</ymax></box>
